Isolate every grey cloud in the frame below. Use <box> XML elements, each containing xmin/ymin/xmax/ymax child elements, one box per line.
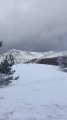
<box><xmin>0</xmin><ymin>0</ymin><xmax>67</xmax><ymax>53</ymax></box>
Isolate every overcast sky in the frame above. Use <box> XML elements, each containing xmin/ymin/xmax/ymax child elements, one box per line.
<box><xmin>0</xmin><ymin>0</ymin><xmax>67</xmax><ymax>53</ymax></box>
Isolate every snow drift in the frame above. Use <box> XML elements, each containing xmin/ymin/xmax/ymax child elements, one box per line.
<box><xmin>0</xmin><ymin>64</ymin><xmax>67</xmax><ymax>119</ymax></box>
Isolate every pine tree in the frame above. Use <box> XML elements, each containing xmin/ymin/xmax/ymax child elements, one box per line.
<box><xmin>0</xmin><ymin>41</ymin><xmax>3</xmax><ymax>48</ymax></box>
<box><xmin>58</xmin><ymin>56</ymin><xmax>67</xmax><ymax>72</ymax></box>
<box><xmin>0</xmin><ymin>54</ymin><xmax>14</xmax><ymax>75</ymax></box>
<box><xmin>0</xmin><ymin>54</ymin><xmax>15</xmax><ymax>85</ymax></box>
<box><xmin>0</xmin><ymin>41</ymin><xmax>19</xmax><ymax>86</ymax></box>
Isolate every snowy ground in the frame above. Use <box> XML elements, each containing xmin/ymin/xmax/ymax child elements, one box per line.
<box><xmin>0</xmin><ymin>64</ymin><xmax>67</xmax><ymax>120</ymax></box>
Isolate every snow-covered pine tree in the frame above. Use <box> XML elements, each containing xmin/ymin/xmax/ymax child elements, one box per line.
<box><xmin>0</xmin><ymin>41</ymin><xmax>19</xmax><ymax>86</ymax></box>
<box><xmin>58</xmin><ymin>56</ymin><xmax>67</xmax><ymax>72</ymax></box>
<box><xmin>0</xmin><ymin>54</ymin><xmax>15</xmax><ymax>85</ymax></box>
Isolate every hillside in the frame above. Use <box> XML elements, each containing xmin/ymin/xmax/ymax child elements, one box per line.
<box><xmin>0</xmin><ymin>64</ymin><xmax>67</xmax><ymax>119</ymax></box>
<box><xmin>0</xmin><ymin>49</ymin><xmax>67</xmax><ymax>65</ymax></box>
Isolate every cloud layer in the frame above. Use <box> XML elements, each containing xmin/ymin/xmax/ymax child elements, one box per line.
<box><xmin>0</xmin><ymin>0</ymin><xmax>67</xmax><ymax>52</ymax></box>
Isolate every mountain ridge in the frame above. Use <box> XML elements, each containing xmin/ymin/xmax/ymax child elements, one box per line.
<box><xmin>0</xmin><ymin>49</ymin><xmax>67</xmax><ymax>65</ymax></box>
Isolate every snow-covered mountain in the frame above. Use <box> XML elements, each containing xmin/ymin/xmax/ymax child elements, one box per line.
<box><xmin>0</xmin><ymin>49</ymin><xmax>67</xmax><ymax>64</ymax></box>
<box><xmin>0</xmin><ymin>49</ymin><xmax>45</xmax><ymax>63</ymax></box>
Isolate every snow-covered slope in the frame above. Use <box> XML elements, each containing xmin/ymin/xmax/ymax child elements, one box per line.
<box><xmin>0</xmin><ymin>64</ymin><xmax>67</xmax><ymax>119</ymax></box>
<box><xmin>0</xmin><ymin>49</ymin><xmax>67</xmax><ymax>64</ymax></box>
<box><xmin>0</xmin><ymin>49</ymin><xmax>45</xmax><ymax>63</ymax></box>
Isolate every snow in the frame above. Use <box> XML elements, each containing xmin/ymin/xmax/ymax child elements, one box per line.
<box><xmin>0</xmin><ymin>49</ymin><xmax>46</xmax><ymax>63</ymax></box>
<box><xmin>0</xmin><ymin>64</ymin><xmax>67</xmax><ymax>120</ymax></box>
<box><xmin>1</xmin><ymin>49</ymin><xmax>67</xmax><ymax>64</ymax></box>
